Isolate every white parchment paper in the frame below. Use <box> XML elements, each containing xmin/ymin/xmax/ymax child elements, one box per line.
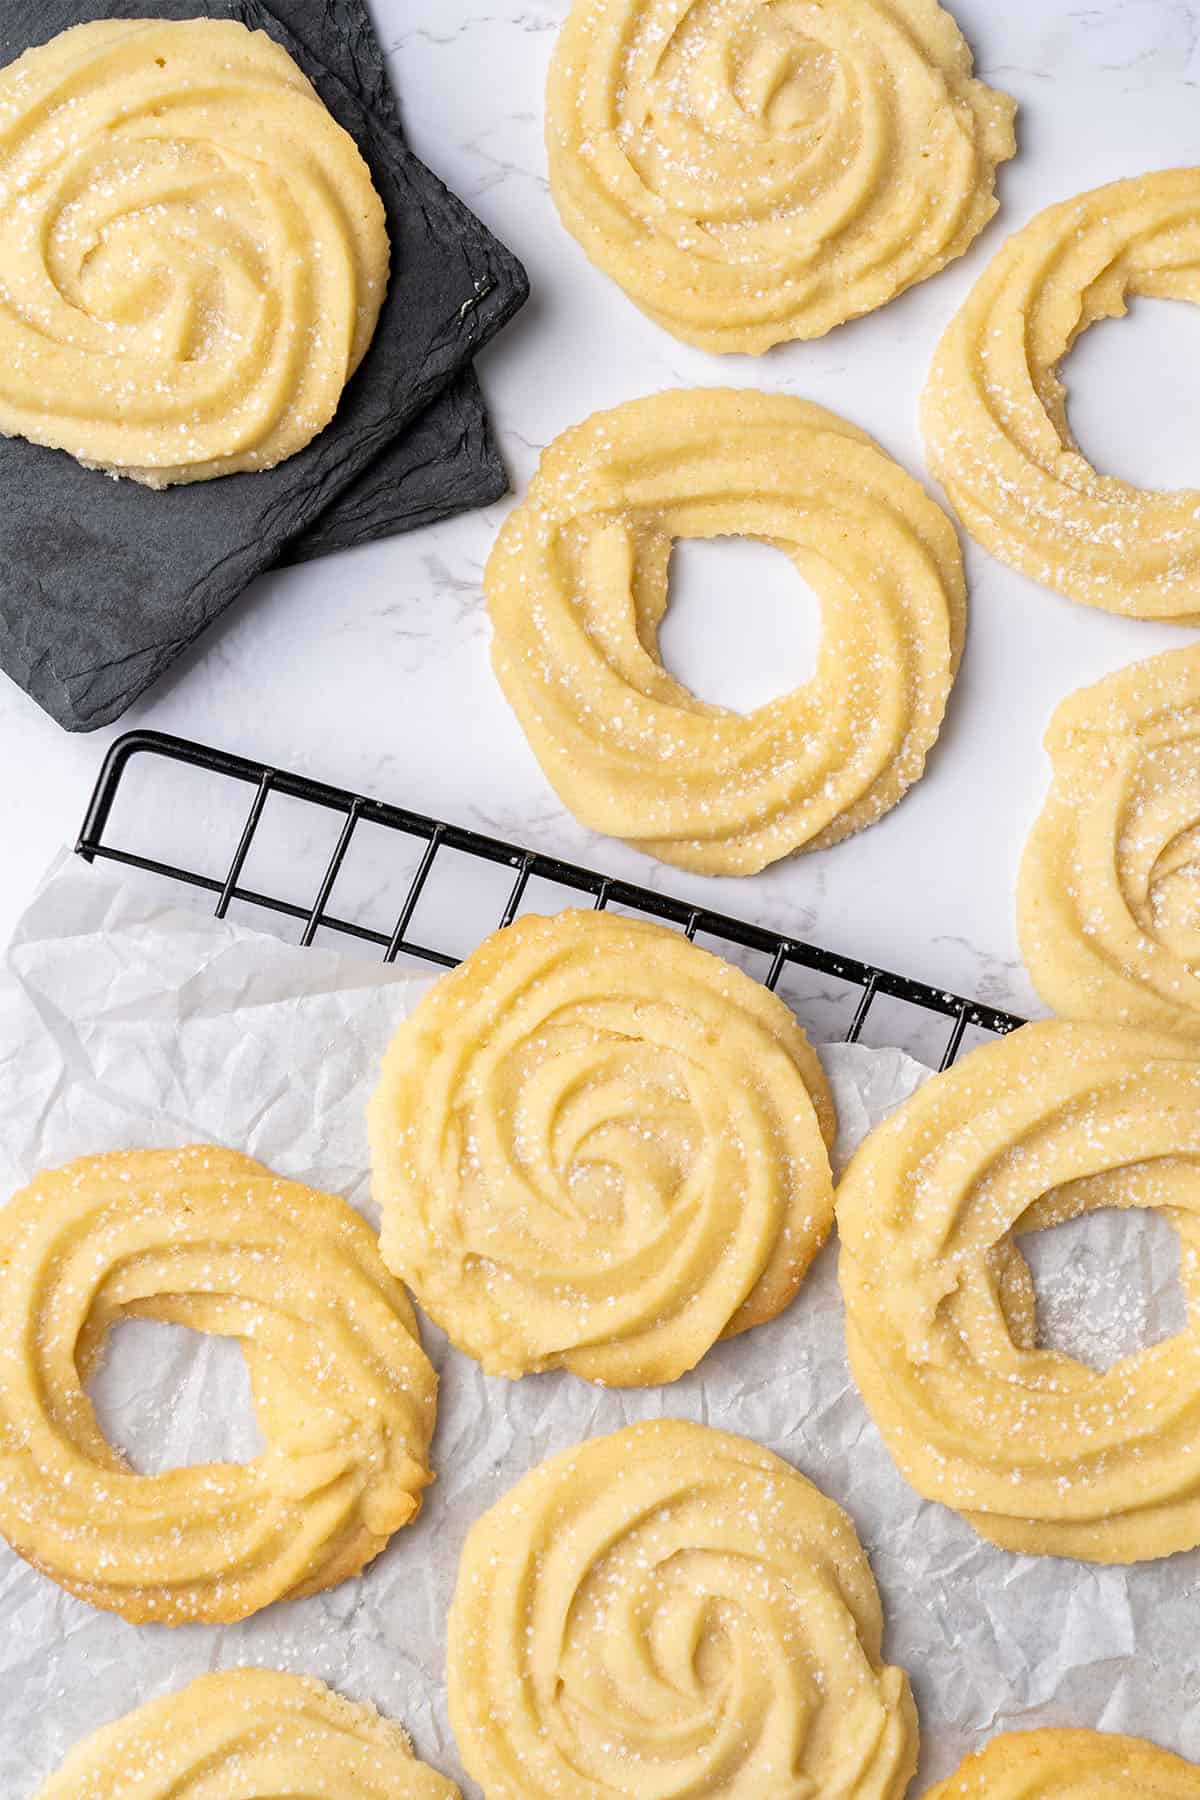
<box><xmin>0</xmin><ymin>857</ymin><xmax>1196</xmax><ymax>1795</ymax></box>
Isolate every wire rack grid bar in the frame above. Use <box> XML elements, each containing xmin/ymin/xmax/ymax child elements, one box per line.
<box><xmin>76</xmin><ymin>730</ymin><xmax>1025</xmax><ymax>1071</ymax></box>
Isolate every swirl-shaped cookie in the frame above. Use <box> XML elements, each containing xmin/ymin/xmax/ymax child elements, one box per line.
<box><xmin>925</xmin><ymin>1728</ymin><xmax>1200</xmax><ymax>1798</ymax></box>
<box><xmin>369</xmin><ymin>909</ymin><xmax>836</xmax><ymax>1385</ymax></box>
<box><xmin>1019</xmin><ymin>645</ymin><xmax>1200</xmax><ymax>1042</ymax></box>
<box><xmin>837</xmin><ymin>1020</ymin><xmax>1200</xmax><ymax>1563</ymax></box>
<box><xmin>0</xmin><ymin>1146</ymin><xmax>437</xmax><ymax>1623</ymax></box>
<box><xmin>34</xmin><ymin>1668</ymin><xmax>460</xmax><ymax>1799</ymax></box>
<box><xmin>0</xmin><ymin>19</ymin><xmax>388</xmax><ymax>486</ymax></box>
<box><xmin>486</xmin><ymin>388</ymin><xmax>966</xmax><ymax>875</ymax></box>
<box><xmin>922</xmin><ymin>169</ymin><xmax>1200</xmax><ymax>617</ymax></box>
<box><xmin>447</xmin><ymin>1419</ymin><xmax>919</xmax><ymax>1799</ymax></box>
<box><xmin>546</xmin><ymin>0</ymin><xmax>1015</xmax><ymax>351</ymax></box>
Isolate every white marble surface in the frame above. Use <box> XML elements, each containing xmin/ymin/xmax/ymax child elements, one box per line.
<box><xmin>5</xmin><ymin>0</ymin><xmax>1200</xmax><ymax>1024</ymax></box>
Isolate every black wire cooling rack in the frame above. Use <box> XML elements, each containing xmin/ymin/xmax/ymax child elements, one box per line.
<box><xmin>76</xmin><ymin>729</ymin><xmax>1024</xmax><ymax>1070</ymax></box>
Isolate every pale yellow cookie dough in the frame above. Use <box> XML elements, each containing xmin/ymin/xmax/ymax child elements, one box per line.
<box><xmin>0</xmin><ymin>19</ymin><xmax>388</xmax><ymax>486</ymax></box>
<box><xmin>369</xmin><ymin>908</ymin><xmax>835</xmax><ymax>1385</ymax></box>
<box><xmin>447</xmin><ymin>1419</ymin><xmax>919</xmax><ymax>1799</ymax></box>
<box><xmin>33</xmin><ymin>1668</ymin><xmax>460</xmax><ymax>1799</ymax></box>
<box><xmin>486</xmin><ymin>388</ymin><xmax>966</xmax><ymax>875</ymax></box>
<box><xmin>924</xmin><ymin>1728</ymin><xmax>1200</xmax><ymax>1798</ymax></box>
<box><xmin>546</xmin><ymin>0</ymin><xmax>1015</xmax><ymax>352</ymax></box>
<box><xmin>1020</xmin><ymin>645</ymin><xmax>1200</xmax><ymax>1042</ymax></box>
<box><xmin>837</xmin><ymin>1020</ymin><xmax>1200</xmax><ymax>1564</ymax></box>
<box><xmin>0</xmin><ymin>1146</ymin><xmax>437</xmax><ymax>1623</ymax></box>
<box><xmin>922</xmin><ymin>168</ymin><xmax>1200</xmax><ymax>618</ymax></box>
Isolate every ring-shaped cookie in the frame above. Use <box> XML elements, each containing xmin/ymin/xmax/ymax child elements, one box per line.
<box><xmin>0</xmin><ymin>1146</ymin><xmax>437</xmax><ymax>1623</ymax></box>
<box><xmin>370</xmin><ymin>909</ymin><xmax>836</xmax><ymax>1386</ymax></box>
<box><xmin>837</xmin><ymin>1021</ymin><xmax>1200</xmax><ymax>1563</ymax></box>
<box><xmin>922</xmin><ymin>169</ymin><xmax>1200</xmax><ymax>617</ymax></box>
<box><xmin>33</xmin><ymin>1668</ymin><xmax>460</xmax><ymax>1799</ymax></box>
<box><xmin>1019</xmin><ymin>644</ymin><xmax>1200</xmax><ymax>1042</ymax></box>
<box><xmin>924</xmin><ymin>1728</ymin><xmax>1200</xmax><ymax>1797</ymax></box>
<box><xmin>0</xmin><ymin>19</ymin><xmax>389</xmax><ymax>485</ymax></box>
<box><xmin>486</xmin><ymin>388</ymin><xmax>966</xmax><ymax>875</ymax></box>
<box><xmin>546</xmin><ymin>0</ymin><xmax>1015</xmax><ymax>351</ymax></box>
<box><xmin>447</xmin><ymin>1419</ymin><xmax>919</xmax><ymax>1799</ymax></box>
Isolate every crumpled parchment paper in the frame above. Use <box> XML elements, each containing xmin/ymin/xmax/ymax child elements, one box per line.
<box><xmin>0</xmin><ymin>856</ymin><xmax>1196</xmax><ymax>1795</ymax></box>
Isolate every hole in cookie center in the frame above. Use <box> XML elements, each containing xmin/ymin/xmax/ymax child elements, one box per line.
<box><xmin>89</xmin><ymin>1320</ymin><xmax>264</xmax><ymax>1473</ymax></box>
<box><xmin>1018</xmin><ymin>1208</ymin><xmax>1186</xmax><ymax>1374</ymax></box>
<box><xmin>1064</xmin><ymin>297</ymin><xmax>1200</xmax><ymax>489</ymax></box>
<box><xmin>659</xmin><ymin>538</ymin><xmax>819</xmax><ymax>713</ymax></box>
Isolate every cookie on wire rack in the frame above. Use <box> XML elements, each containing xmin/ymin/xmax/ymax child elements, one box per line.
<box><xmin>369</xmin><ymin>907</ymin><xmax>836</xmax><ymax>1385</ymax></box>
<box><xmin>838</xmin><ymin>1020</ymin><xmax>1200</xmax><ymax>1563</ymax></box>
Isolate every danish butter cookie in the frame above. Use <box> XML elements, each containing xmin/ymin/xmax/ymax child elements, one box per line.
<box><xmin>447</xmin><ymin>1419</ymin><xmax>919</xmax><ymax>1799</ymax></box>
<box><xmin>546</xmin><ymin>0</ymin><xmax>1015</xmax><ymax>351</ymax></box>
<box><xmin>370</xmin><ymin>909</ymin><xmax>835</xmax><ymax>1385</ymax></box>
<box><xmin>34</xmin><ymin>1668</ymin><xmax>459</xmax><ymax>1799</ymax></box>
<box><xmin>486</xmin><ymin>388</ymin><xmax>966</xmax><ymax>875</ymax></box>
<box><xmin>0</xmin><ymin>1146</ymin><xmax>436</xmax><ymax>1623</ymax></box>
<box><xmin>925</xmin><ymin>1727</ymin><xmax>1200</xmax><ymax>1797</ymax></box>
<box><xmin>837</xmin><ymin>1021</ymin><xmax>1200</xmax><ymax>1563</ymax></box>
<box><xmin>922</xmin><ymin>169</ymin><xmax>1200</xmax><ymax>617</ymax></box>
<box><xmin>1020</xmin><ymin>645</ymin><xmax>1200</xmax><ymax>1041</ymax></box>
<box><xmin>0</xmin><ymin>19</ymin><xmax>388</xmax><ymax>486</ymax></box>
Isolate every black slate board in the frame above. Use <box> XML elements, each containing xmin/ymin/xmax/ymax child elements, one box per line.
<box><xmin>262</xmin><ymin>0</ymin><xmax>509</xmax><ymax>569</ymax></box>
<box><xmin>281</xmin><ymin>367</ymin><xmax>507</xmax><ymax>567</ymax></box>
<box><xmin>0</xmin><ymin>0</ymin><xmax>528</xmax><ymax>730</ymax></box>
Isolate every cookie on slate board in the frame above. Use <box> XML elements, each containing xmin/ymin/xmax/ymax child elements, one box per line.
<box><xmin>0</xmin><ymin>0</ymin><xmax>528</xmax><ymax>732</ymax></box>
<box><xmin>0</xmin><ymin>19</ymin><xmax>394</xmax><ymax>485</ymax></box>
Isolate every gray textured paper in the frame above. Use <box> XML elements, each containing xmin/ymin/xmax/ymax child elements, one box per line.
<box><xmin>0</xmin><ymin>0</ymin><xmax>527</xmax><ymax>731</ymax></box>
<box><xmin>0</xmin><ymin>860</ymin><xmax>1196</xmax><ymax>1796</ymax></box>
